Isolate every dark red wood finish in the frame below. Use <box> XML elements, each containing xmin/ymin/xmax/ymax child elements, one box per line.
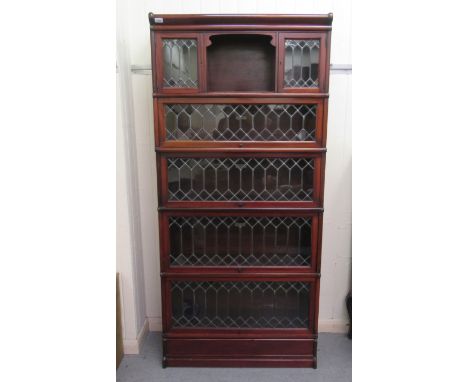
<box><xmin>156</xmin><ymin>97</ymin><xmax>326</xmax><ymax>148</ymax></box>
<box><xmin>148</xmin><ymin>14</ymin><xmax>333</xmax><ymax>27</ymax></box>
<box><xmin>159</xmin><ymin>209</ymin><xmax>322</xmax><ymax>274</ymax></box>
<box><xmin>205</xmin><ymin>32</ymin><xmax>276</xmax><ymax>92</ymax></box>
<box><xmin>154</xmin><ymin>32</ymin><xmax>204</xmax><ymax>94</ymax></box>
<box><xmin>277</xmin><ymin>32</ymin><xmax>329</xmax><ymax>94</ymax></box>
<box><xmin>158</xmin><ymin>151</ymin><xmax>324</xmax><ymax>209</ymax></box>
<box><xmin>165</xmin><ymin>356</ymin><xmax>316</xmax><ymax>368</ymax></box>
<box><xmin>165</xmin><ymin>338</ymin><xmax>316</xmax><ymax>368</ymax></box>
<box><xmin>149</xmin><ymin>13</ymin><xmax>332</xmax><ymax>369</ymax></box>
<box><xmin>162</xmin><ymin>275</ymin><xmax>318</xmax><ymax>329</ymax></box>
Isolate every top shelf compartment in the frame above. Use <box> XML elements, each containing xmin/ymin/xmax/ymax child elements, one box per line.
<box><xmin>153</xmin><ymin>32</ymin><xmax>329</xmax><ymax>94</ymax></box>
<box><xmin>206</xmin><ymin>34</ymin><xmax>276</xmax><ymax>92</ymax></box>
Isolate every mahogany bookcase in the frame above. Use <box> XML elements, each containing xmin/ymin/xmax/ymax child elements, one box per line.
<box><xmin>148</xmin><ymin>13</ymin><xmax>333</xmax><ymax>368</ymax></box>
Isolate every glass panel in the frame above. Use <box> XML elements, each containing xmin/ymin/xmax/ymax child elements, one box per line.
<box><xmin>171</xmin><ymin>281</ymin><xmax>310</xmax><ymax>328</ymax></box>
<box><xmin>167</xmin><ymin>157</ymin><xmax>314</xmax><ymax>201</ymax></box>
<box><xmin>169</xmin><ymin>216</ymin><xmax>312</xmax><ymax>266</ymax></box>
<box><xmin>165</xmin><ymin>104</ymin><xmax>317</xmax><ymax>141</ymax></box>
<box><xmin>284</xmin><ymin>39</ymin><xmax>320</xmax><ymax>88</ymax></box>
<box><xmin>162</xmin><ymin>39</ymin><xmax>198</xmax><ymax>88</ymax></box>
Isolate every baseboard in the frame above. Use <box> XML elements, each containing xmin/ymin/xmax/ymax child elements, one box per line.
<box><xmin>318</xmin><ymin>319</ymin><xmax>349</xmax><ymax>333</ymax></box>
<box><xmin>148</xmin><ymin>316</ymin><xmax>162</xmax><ymax>332</ymax></box>
<box><xmin>123</xmin><ymin>318</ymin><xmax>149</xmax><ymax>354</ymax></box>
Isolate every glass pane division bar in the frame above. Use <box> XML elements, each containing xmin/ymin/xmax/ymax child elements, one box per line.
<box><xmin>170</xmin><ymin>280</ymin><xmax>311</xmax><ymax>329</ymax></box>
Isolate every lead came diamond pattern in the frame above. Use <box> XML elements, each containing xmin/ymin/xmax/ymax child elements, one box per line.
<box><xmin>169</xmin><ymin>216</ymin><xmax>312</xmax><ymax>266</ymax></box>
<box><xmin>167</xmin><ymin>157</ymin><xmax>314</xmax><ymax>201</ymax></box>
<box><xmin>284</xmin><ymin>39</ymin><xmax>320</xmax><ymax>88</ymax></box>
<box><xmin>162</xmin><ymin>39</ymin><xmax>198</xmax><ymax>87</ymax></box>
<box><xmin>171</xmin><ymin>281</ymin><xmax>310</xmax><ymax>328</ymax></box>
<box><xmin>165</xmin><ymin>104</ymin><xmax>317</xmax><ymax>141</ymax></box>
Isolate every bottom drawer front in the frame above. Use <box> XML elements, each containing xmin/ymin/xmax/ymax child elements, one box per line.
<box><xmin>171</xmin><ymin>280</ymin><xmax>311</xmax><ymax>329</ymax></box>
<box><xmin>166</xmin><ymin>338</ymin><xmax>316</xmax><ymax>357</ymax></box>
<box><xmin>165</xmin><ymin>358</ymin><xmax>316</xmax><ymax>368</ymax></box>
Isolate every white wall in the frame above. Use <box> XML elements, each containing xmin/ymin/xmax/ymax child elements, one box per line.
<box><xmin>117</xmin><ymin>0</ymin><xmax>352</xmax><ymax>350</ymax></box>
<box><xmin>116</xmin><ymin>0</ymin><xmax>149</xmax><ymax>354</ymax></box>
<box><xmin>116</xmin><ymin>72</ymin><xmax>148</xmax><ymax>352</ymax></box>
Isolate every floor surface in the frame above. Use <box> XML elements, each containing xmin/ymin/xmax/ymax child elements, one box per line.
<box><xmin>117</xmin><ymin>332</ymin><xmax>351</xmax><ymax>382</ymax></box>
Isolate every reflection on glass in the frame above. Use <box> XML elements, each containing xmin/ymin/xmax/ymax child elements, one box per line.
<box><xmin>284</xmin><ymin>39</ymin><xmax>320</xmax><ymax>88</ymax></box>
<box><xmin>162</xmin><ymin>39</ymin><xmax>198</xmax><ymax>87</ymax></box>
<box><xmin>169</xmin><ymin>216</ymin><xmax>312</xmax><ymax>266</ymax></box>
<box><xmin>165</xmin><ymin>104</ymin><xmax>317</xmax><ymax>141</ymax></box>
<box><xmin>171</xmin><ymin>281</ymin><xmax>310</xmax><ymax>328</ymax></box>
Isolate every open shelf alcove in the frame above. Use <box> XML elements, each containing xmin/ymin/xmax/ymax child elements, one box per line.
<box><xmin>206</xmin><ymin>33</ymin><xmax>276</xmax><ymax>92</ymax></box>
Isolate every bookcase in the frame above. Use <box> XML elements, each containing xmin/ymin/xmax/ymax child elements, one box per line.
<box><xmin>148</xmin><ymin>13</ymin><xmax>332</xmax><ymax>368</ymax></box>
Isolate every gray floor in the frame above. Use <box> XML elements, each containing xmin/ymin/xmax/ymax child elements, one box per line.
<box><xmin>117</xmin><ymin>332</ymin><xmax>351</xmax><ymax>382</ymax></box>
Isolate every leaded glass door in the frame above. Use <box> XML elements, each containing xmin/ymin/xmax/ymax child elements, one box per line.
<box><xmin>156</xmin><ymin>98</ymin><xmax>325</xmax><ymax>148</ymax></box>
<box><xmin>160</xmin><ymin>211</ymin><xmax>320</xmax><ymax>271</ymax></box>
<box><xmin>155</xmin><ymin>33</ymin><xmax>202</xmax><ymax>93</ymax></box>
<box><xmin>164</xmin><ymin>277</ymin><xmax>317</xmax><ymax>334</ymax></box>
<box><xmin>159</xmin><ymin>153</ymin><xmax>323</xmax><ymax>208</ymax></box>
<box><xmin>278</xmin><ymin>33</ymin><xmax>328</xmax><ymax>93</ymax></box>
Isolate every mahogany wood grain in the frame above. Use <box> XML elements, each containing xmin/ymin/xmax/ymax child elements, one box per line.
<box><xmin>166</xmin><ymin>338</ymin><xmax>316</xmax><ymax>356</ymax></box>
<box><xmin>164</xmin><ymin>330</ymin><xmax>318</xmax><ymax>339</ymax></box>
<box><xmin>155</xmin><ymin>147</ymin><xmax>327</xmax><ymax>152</ymax></box>
<box><xmin>148</xmin><ymin>13</ymin><xmax>333</xmax><ymax>27</ymax></box>
<box><xmin>161</xmin><ymin>273</ymin><xmax>320</xmax><ymax>280</ymax></box>
<box><xmin>155</xmin><ymin>96</ymin><xmax>325</xmax><ymax>149</ymax></box>
<box><xmin>206</xmin><ymin>34</ymin><xmax>276</xmax><ymax>92</ymax></box>
<box><xmin>158</xmin><ymin>207</ymin><xmax>324</xmax><ymax>212</ymax></box>
<box><xmin>149</xmin><ymin>13</ymin><xmax>332</xmax><ymax>369</ymax></box>
<box><xmin>165</xmin><ymin>357</ymin><xmax>316</xmax><ymax>368</ymax></box>
<box><xmin>151</xmin><ymin>24</ymin><xmax>331</xmax><ymax>32</ymax></box>
<box><xmin>159</xmin><ymin>209</ymin><xmax>322</xmax><ymax>274</ymax></box>
<box><xmin>158</xmin><ymin>151</ymin><xmax>324</xmax><ymax>209</ymax></box>
<box><xmin>161</xmin><ymin>276</ymin><xmax>318</xmax><ymax>334</ymax></box>
<box><xmin>154</xmin><ymin>32</ymin><xmax>204</xmax><ymax>94</ymax></box>
<box><xmin>153</xmin><ymin>92</ymin><xmax>330</xmax><ymax>98</ymax></box>
<box><xmin>277</xmin><ymin>32</ymin><xmax>329</xmax><ymax>94</ymax></box>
